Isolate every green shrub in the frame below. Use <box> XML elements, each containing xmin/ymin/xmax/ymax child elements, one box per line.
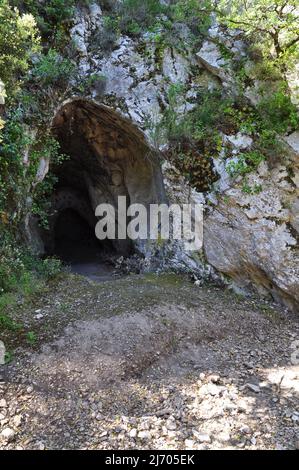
<box><xmin>0</xmin><ymin>110</ymin><xmax>33</xmax><ymax>224</ymax></box>
<box><xmin>0</xmin><ymin>310</ymin><xmax>21</xmax><ymax>332</ymax></box>
<box><xmin>108</xmin><ymin>0</ymin><xmax>212</xmax><ymax>41</ymax></box>
<box><xmin>31</xmin><ymin>49</ymin><xmax>76</xmax><ymax>87</ymax></box>
<box><xmin>159</xmin><ymin>87</ymin><xmax>234</xmax><ymax>144</ymax></box>
<box><xmin>0</xmin><ymin>0</ymin><xmax>40</xmax><ymax>98</ymax></box>
<box><xmin>79</xmin><ymin>73</ymin><xmax>108</xmax><ymax>95</ymax></box>
<box><xmin>11</xmin><ymin>0</ymin><xmax>92</xmax><ymax>38</ymax></box>
<box><xmin>226</xmin><ymin>151</ymin><xmax>265</xmax><ymax>177</ymax></box>
<box><xmin>118</xmin><ymin>0</ymin><xmax>166</xmax><ymax>35</ymax></box>
<box><xmin>257</xmin><ymin>90</ymin><xmax>299</xmax><ymax>134</ymax></box>
<box><xmin>218</xmin><ymin>0</ymin><xmax>299</xmax><ymax>74</ymax></box>
<box><xmin>26</xmin><ymin>331</ymin><xmax>37</xmax><ymax>345</ymax></box>
<box><xmin>171</xmin><ymin>0</ymin><xmax>212</xmax><ymax>37</ymax></box>
<box><xmin>89</xmin><ymin>16</ymin><xmax>119</xmax><ymax>55</ymax></box>
<box><xmin>0</xmin><ymin>111</ymin><xmax>66</xmax><ymax>229</ymax></box>
<box><xmin>0</xmin><ymin>238</ymin><xmax>26</xmax><ymax>294</ymax></box>
<box><xmin>36</xmin><ymin>258</ymin><xmax>62</xmax><ymax>279</ymax></box>
<box><xmin>150</xmin><ymin>85</ymin><xmax>222</xmax><ymax>191</ymax></box>
<box><xmin>242</xmin><ymin>179</ymin><xmax>263</xmax><ymax>195</ymax></box>
<box><xmin>30</xmin><ymin>136</ymin><xmax>69</xmax><ymax>229</ymax></box>
<box><xmin>0</xmin><ymin>232</ymin><xmax>62</xmax><ymax>297</ymax></box>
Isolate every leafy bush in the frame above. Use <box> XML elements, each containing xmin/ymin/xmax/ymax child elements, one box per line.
<box><xmin>31</xmin><ymin>49</ymin><xmax>76</xmax><ymax>87</ymax></box>
<box><xmin>0</xmin><ymin>0</ymin><xmax>39</xmax><ymax>98</ymax></box>
<box><xmin>218</xmin><ymin>0</ymin><xmax>299</xmax><ymax>72</ymax></box>
<box><xmin>158</xmin><ymin>87</ymin><xmax>234</xmax><ymax>144</ymax></box>
<box><xmin>20</xmin><ymin>252</ymin><xmax>62</xmax><ymax>280</ymax></box>
<box><xmin>0</xmin><ymin>235</ymin><xmax>62</xmax><ymax>341</ymax></box>
<box><xmin>101</xmin><ymin>0</ymin><xmax>212</xmax><ymax>43</ymax></box>
<box><xmin>89</xmin><ymin>16</ymin><xmax>119</xmax><ymax>56</ymax></box>
<box><xmin>150</xmin><ymin>85</ymin><xmax>222</xmax><ymax>191</ymax></box>
<box><xmin>0</xmin><ymin>232</ymin><xmax>62</xmax><ymax>296</ymax></box>
<box><xmin>0</xmin><ymin>111</ymin><xmax>33</xmax><ymax>224</ymax></box>
<box><xmin>0</xmin><ymin>110</ymin><xmax>66</xmax><ymax>227</ymax></box>
<box><xmin>171</xmin><ymin>0</ymin><xmax>212</xmax><ymax>37</ymax></box>
<box><xmin>11</xmin><ymin>0</ymin><xmax>92</xmax><ymax>38</ymax></box>
<box><xmin>37</xmin><ymin>258</ymin><xmax>62</xmax><ymax>279</ymax></box>
<box><xmin>0</xmin><ymin>309</ymin><xmax>21</xmax><ymax>332</ymax></box>
<box><xmin>29</xmin><ymin>135</ymin><xmax>68</xmax><ymax>228</ymax></box>
<box><xmin>226</xmin><ymin>151</ymin><xmax>265</xmax><ymax>177</ymax></box>
<box><xmin>79</xmin><ymin>73</ymin><xmax>108</xmax><ymax>95</ymax></box>
<box><xmin>257</xmin><ymin>90</ymin><xmax>299</xmax><ymax>134</ymax></box>
<box><xmin>118</xmin><ymin>0</ymin><xmax>166</xmax><ymax>36</ymax></box>
<box><xmin>0</xmin><ymin>237</ymin><xmax>26</xmax><ymax>294</ymax></box>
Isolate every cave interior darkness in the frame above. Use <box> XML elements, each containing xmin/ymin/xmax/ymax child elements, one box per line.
<box><xmin>43</xmin><ymin>99</ymin><xmax>165</xmax><ymax>273</ymax></box>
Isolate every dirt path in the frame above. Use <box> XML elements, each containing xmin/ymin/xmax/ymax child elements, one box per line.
<box><xmin>0</xmin><ymin>273</ymin><xmax>298</xmax><ymax>450</ymax></box>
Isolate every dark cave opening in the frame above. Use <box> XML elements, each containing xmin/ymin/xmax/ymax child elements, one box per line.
<box><xmin>41</xmin><ymin>99</ymin><xmax>166</xmax><ymax>277</ymax></box>
<box><xmin>53</xmin><ymin>208</ymin><xmax>114</xmax><ymax>264</ymax></box>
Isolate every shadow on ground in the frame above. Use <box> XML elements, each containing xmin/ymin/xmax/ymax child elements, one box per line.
<box><xmin>0</xmin><ymin>274</ymin><xmax>298</xmax><ymax>449</ymax></box>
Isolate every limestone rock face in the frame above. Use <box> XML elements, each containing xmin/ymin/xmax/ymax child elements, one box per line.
<box><xmin>163</xmin><ymin>131</ymin><xmax>299</xmax><ymax>312</ymax></box>
<box><xmin>69</xmin><ymin>4</ymin><xmax>198</xmax><ymax>132</ymax></box>
<box><xmin>0</xmin><ymin>79</ymin><xmax>5</xmax><ymax>105</ymax></box>
<box><xmin>206</xmin><ymin>133</ymin><xmax>299</xmax><ymax>311</ymax></box>
<box><xmin>196</xmin><ymin>41</ymin><xmax>228</xmax><ymax>80</ymax></box>
<box><xmin>31</xmin><ymin>4</ymin><xmax>298</xmax><ymax>311</ymax></box>
<box><xmin>47</xmin><ymin>99</ymin><xmax>166</xmax><ymax>257</ymax></box>
<box><xmin>204</xmin><ymin>160</ymin><xmax>299</xmax><ymax>310</ymax></box>
<box><xmin>285</xmin><ymin>131</ymin><xmax>299</xmax><ymax>155</ymax></box>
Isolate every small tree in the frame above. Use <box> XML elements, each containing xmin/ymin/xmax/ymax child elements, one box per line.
<box><xmin>218</xmin><ymin>0</ymin><xmax>299</xmax><ymax>71</ymax></box>
<box><xmin>0</xmin><ymin>0</ymin><xmax>39</xmax><ymax>98</ymax></box>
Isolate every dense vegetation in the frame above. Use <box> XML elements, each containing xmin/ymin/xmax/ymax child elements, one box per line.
<box><xmin>0</xmin><ymin>0</ymin><xmax>298</xmax><ymax>343</ymax></box>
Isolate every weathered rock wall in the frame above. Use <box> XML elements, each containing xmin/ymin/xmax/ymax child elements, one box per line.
<box><xmin>36</xmin><ymin>2</ymin><xmax>298</xmax><ymax>312</ymax></box>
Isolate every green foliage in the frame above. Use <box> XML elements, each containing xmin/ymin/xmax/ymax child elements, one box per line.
<box><xmin>226</xmin><ymin>151</ymin><xmax>265</xmax><ymax>177</ymax></box>
<box><xmin>0</xmin><ymin>231</ymin><xmax>62</xmax><ymax>296</ymax></box>
<box><xmin>157</xmin><ymin>87</ymin><xmax>233</xmax><ymax>145</ymax></box>
<box><xmin>99</xmin><ymin>0</ymin><xmax>212</xmax><ymax>48</ymax></box>
<box><xmin>242</xmin><ymin>179</ymin><xmax>263</xmax><ymax>195</ymax></box>
<box><xmin>11</xmin><ymin>0</ymin><xmax>92</xmax><ymax>40</ymax></box>
<box><xmin>31</xmin><ymin>49</ymin><xmax>76</xmax><ymax>87</ymax></box>
<box><xmin>0</xmin><ymin>311</ymin><xmax>21</xmax><ymax>332</ymax></box>
<box><xmin>0</xmin><ymin>111</ymin><xmax>33</xmax><ymax>224</ymax></box>
<box><xmin>218</xmin><ymin>0</ymin><xmax>299</xmax><ymax>71</ymax></box>
<box><xmin>0</xmin><ymin>235</ymin><xmax>61</xmax><ymax>338</ymax></box>
<box><xmin>162</xmin><ymin>83</ymin><xmax>191</xmax><ymax>142</ymax></box>
<box><xmin>89</xmin><ymin>15</ymin><xmax>120</xmax><ymax>56</ymax></box>
<box><xmin>78</xmin><ymin>73</ymin><xmax>107</xmax><ymax>95</ymax></box>
<box><xmin>152</xmin><ymin>75</ymin><xmax>297</xmax><ymax>192</ymax></box>
<box><xmin>248</xmin><ymin>60</ymin><xmax>282</xmax><ymax>83</ymax></box>
<box><xmin>37</xmin><ymin>258</ymin><xmax>62</xmax><ymax>279</ymax></box>
<box><xmin>118</xmin><ymin>0</ymin><xmax>166</xmax><ymax>36</ymax></box>
<box><xmin>4</xmin><ymin>350</ymin><xmax>13</xmax><ymax>363</ymax></box>
<box><xmin>257</xmin><ymin>90</ymin><xmax>299</xmax><ymax>134</ymax></box>
<box><xmin>149</xmin><ymin>85</ymin><xmax>222</xmax><ymax>191</ymax></box>
<box><xmin>0</xmin><ymin>3</ymin><xmax>68</xmax><ymax>299</ymax></box>
<box><xmin>0</xmin><ymin>110</ymin><xmax>66</xmax><ymax>229</ymax></box>
<box><xmin>0</xmin><ymin>237</ymin><xmax>27</xmax><ymax>294</ymax></box>
<box><xmin>156</xmin><ymin>78</ymin><xmax>297</xmax><ymax>189</ymax></box>
<box><xmin>0</xmin><ymin>0</ymin><xmax>39</xmax><ymax>98</ymax></box>
<box><xmin>0</xmin><ymin>252</ymin><xmax>62</xmax><ymax>341</ymax></box>
<box><xmin>191</xmin><ymin>91</ymin><xmax>234</xmax><ymax>139</ymax></box>
<box><xmin>30</xmin><ymin>136</ymin><xmax>68</xmax><ymax>228</ymax></box>
<box><xmin>26</xmin><ymin>330</ymin><xmax>37</xmax><ymax>345</ymax></box>
<box><xmin>171</xmin><ymin>0</ymin><xmax>212</xmax><ymax>37</ymax></box>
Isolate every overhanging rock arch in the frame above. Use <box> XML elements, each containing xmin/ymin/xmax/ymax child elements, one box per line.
<box><xmin>43</xmin><ymin>98</ymin><xmax>166</xmax><ymax>259</ymax></box>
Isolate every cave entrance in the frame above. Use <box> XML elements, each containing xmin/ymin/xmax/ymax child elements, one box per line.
<box><xmin>53</xmin><ymin>208</ymin><xmax>113</xmax><ymax>264</ymax></box>
<box><xmin>46</xmin><ymin>99</ymin><xmax>166</xmax><ymax>277</ymax></box>
<box><xmin>53</xmin><ymin>207</ymin><xmax>115</xmax><ymax>280</ymax></box>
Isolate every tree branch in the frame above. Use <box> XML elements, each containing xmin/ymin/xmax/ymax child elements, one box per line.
<box><xmin>284</xmin><ymin>35</ymin><xmax>299</xmax><ymax>51</ymax></box>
